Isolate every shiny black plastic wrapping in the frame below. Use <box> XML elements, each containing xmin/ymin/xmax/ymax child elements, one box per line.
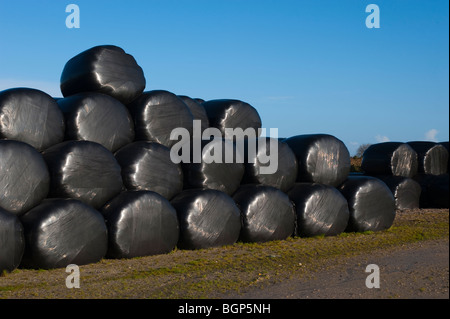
<box><xmin>232</xmin><ymin>185</ymin><xmax>295</xmax><ymax>243</ymax></box>
<box><xmin>101</xmin><ymin>191</ymin><xmax>179</xmax><ymax>259</ymax></box>
<box><xmin>284</xmin><ymin>134</ymin><xmax>351</xmax><ymax>187</ymax></box>
<box><xmin>375</xmin><ymin>176</ymin><xmax>421</xmax><ymax>210</ymax></box>
<box><xmin>361</xmin><ymin>142</ymin><xmax>418</xmax><ymax>178</ymax></box>
<box><xmin>338</xmin><ymin>176</ymin><xmax>396</xmax><ymax>232</ymax></box>
<box><xmin>202</xmin><ymin>99</ymin><xmax>262</xmax><ymax>137</ymax></box>
<box><xmin>60</xmin><ymin>45</ymin><xmax>146</xmax><ymax>104</ymax></box>
<box><xmin>42</xmin><ymin>140</ymin><xmax>123</xmax><ymax>209</ymax></box>
<box><xmin>0</xmin><ymin>208</ymin><xmax>25</xmax><ymax>273</ymax></box>
<box><xmin>127</xmin><ymin>90</ymin><xmax>194</xmax><ymax>148</ymax></box>
<box><xmin>114</xmin><ymin>141</ymin><xmax>183</xmax><ymax>200</ymax></box>
<box><xmin>0</xmin><ymin>88</ymin><xmax>65</xmax><ymax>151</ymax></box>
<box><xmin>407</xmin><ymin>141</ymin><xmax>448</xmax><ymax>175</ymax></box>
<box><xmin>181</xmin><ymin>138</ymin><xmax>245</xmax><ymax>195</ymax></box>
<box><xmin>0</xmin><ymin>140</ymin><xmax>50</xmax><ymax>215</ymax></box>
<box><xmin>57</xmin><ymin>92</ymin><xmax>135</xmax><ymax>152</ymax></box>
<box><xmin>171</xmin><ymin>189</ymin><xmax>241</xmax><ymax>250</ymax></box>
<box><xmin>19</xmin><ymin>198</ymin><xmax>107</xmax><ymax>269</ymax></box>
<box><xmin>178</xmin><ymin>95</ymin><xmax>210</xmax><ymax>132</ymax></box>
<box><xmin>241</xmin><ymin>137</ymin><xmax>298</xmax><ymax>192</ymax></box>
<box><xmin>413</xmin><ymin>174</ymin><xmax>449</xmax><ymax>208</ymax></box>
<box><xmin>287</xmin><ymin>183</ymin><xmax>349</xmax><ymax>237</ymax></box>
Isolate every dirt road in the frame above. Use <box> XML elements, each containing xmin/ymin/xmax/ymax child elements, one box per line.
<box><xmin>222</xmin><ymin>238</ymin><xmax>449</xmax><ymax>299</ymax></box>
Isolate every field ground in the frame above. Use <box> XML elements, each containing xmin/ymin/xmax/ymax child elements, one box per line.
<box><xmin>0</xmin><ymin>208</ymin><xmax>448</xmax><ymax>299</ymax></box>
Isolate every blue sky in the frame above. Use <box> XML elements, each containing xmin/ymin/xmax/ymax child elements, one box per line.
<box><xmin>0</xmin><ymin>0</ymin><xmax>448</xmax><ymax>155</ymax></box>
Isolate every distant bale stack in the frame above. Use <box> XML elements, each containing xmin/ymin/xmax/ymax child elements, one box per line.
<box><xmin>42</xmin><ymin>140</ymin><xmax>123</xmax><ymax>209</ymax></box>
<box><xmin>0</xmin><ymin>208</ymin><xmax>25</xmax><ymax>273</ymax></box>
<box><xmin>57</xmin><ymin>92</ymin><xmax>135</xmax><ymax>152</ymax></box>
<box><xmin>284</xmin><ymin>134</ymin><xmax>351</xmax><ymax>187</ymax></box>
<box><xmin>178</xmin><ymin>95</ymin><xmax>210</xmax><ymax>132</ymax></box>
<box><xmin>407</xmin><ymin>141</ymin><xmax>448</xmax><ymax>175</ymax></box>
<box><xmin>0</xmin><ymin>140</ymin><xmax>50</xmax><ymax>216</ymax></box>
<box><xmin>101</xmin><ymin>191</ymin><xmax>179</xmax><ymax>259</ymax></box>
<box><xmin>20</xmin><ymin>198</ymin><xmax>108</xmax><ymax>269</ymax></box>
<box><xmin>171</xmin><ymin>189</ymin><xmax>241</xmax><ymax>250</ymax></box>
<box><xmin>114</xmin><ymin>141</ymin><xmax>183</xmax><ymax>200</ymax></box>
<box><xmin>0</xmin><ymin>88</ymin><xmax>65</xmax><ymax>151</ymax></box>
<box><xmin>339</xmin><ymin>176</ymin><xmax>395</xmax><ymax>232</ymax></box>
<box><xmin>375</xmin><ymin>176</ymin><xmax>422</xmax><ymax>210</ymax></box>
<box><xmin>240</xmin><ymin>137</ymin><xmax>298</xmax><ymax>193</ymax></box>
<box><xmin>361</xmin><ymin>142</ymin><xmax>418</xmax><ymax>178</ymax></box>
<box><xmin>202</xmin><ymin>99</ymin><xmax>262</xmax><ymax>137</ymax></box>
<box><xmin>287</xmin><ymin>183</ymin><xmax>349</xmax><ymax>237</ymax></box>
<box><xmin>413</xmin><ymin>174</ymin><xmax>449</xmax><ymax>208</ymax></box>
<box><xmin>181</xmin><ymin>138</ymin><xmax>244</xmax><ymax>195</ymax></box>
<box><xmin>233</xmin><ymin>185</ymin><xmax>296</xmax><ymax>243</ymax></box>
<box><xmin>128</xmin><ymin>90</ymin><xmax>194</xmax><ymax>148</ymax></box>
<box><xmin>60</xmin><ymin>45</ymin><xmax>146</xmax><ymax>104</ymax></box>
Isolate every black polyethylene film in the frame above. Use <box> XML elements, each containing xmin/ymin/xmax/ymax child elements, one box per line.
<box><xmin>178</xmin><ymin>95</ymin><xmax>210</xmax><ymax>132</ymax></box>
<box><xmin>57</xmin><ymin>92</ymin><xmax>135</xmax><ymax>152</ymax></box>
<box><xmin>241</xmin><ymin>137</ymin><xmax>298</xmax><ymax>193</ymax></box>
<box><xmin>202</xmin><ymin>99</ymin><xmax>262</xmax><ymax>137</ymax></box>
<box><xmin>60</xmin><ymin>45</ymin><xmax>146</xmax><ymax>104</ymax></box>
<box><xmin>101</xmin><ymin>191</ymin><xmax>179</xmax><ymax>259</ymax></box>
<box><xmin>287</xmin><ymin>183</ymin><xmax>349</xmax><ymax>237</ymax></box>
<box><xmin>407</xmin><ymin>141</ymin><xmax>448</xmax><ymax>176</ymax></box>
<box><xmin>0</xmin><ymin>208</ymin><xmax>25</xmax><ymax>273</ymax></box>
<box><xmin>127</xmin><ymin>90</ymin><xmax>194</xmax><ymax>148</ymax></box>
<box><xmin>375</xmin><ymin>176</ymin><xmax>421</xmax><ymax>210</ymax></box>
<box><xmin>361</xmin><ymin>142</ymin><xmax>418</xmax><ymax>178</ymax></box>
<box><xmin>19</xmin><ymin>198</ymin><xmax>108</xmax><ymax>269</ymax></box>
<box><xmin>42</xmin><ymin>140</ymin><xmax>123</xmax><ymax>209</ymax></box>
<box><xmin>171</xmin><ymin>189</ymin><xmax>241</xmax><ymax>250</ymax></box>
<box><xmin>339</xmin><ymin>176</ymin><xmax>396</xmax><ymax>232</ymax></box>
<box><xmin>114</xmin><ymin>141</ymin><xmax>183</xmax><ymax>200</ymax></box>
<box><xmin>0</xmin><ymin>140</ymin><xmax>50</xmax><ymax>215</ymax></box>
<box><xmin>181</xmin><ymin>138</ymin><xmax>245</xmax><ymax>195</ymax></box>
<box><xmin>233</xmin><ymin>184</ymin><xmax>295</xmax><ymax>243</ymax></box>
<box><xmin>284</xmin><ymin>134</ymin><xmax>351</xmax><ymax>187</ymax></box>
<box><xmin>413</xmin><ymin>173</ymin><xmax>449</xmax><ymax>208</ymax></box>
<box><xmin>0</xmin><ymin>88</ymin><xmax>65</xmax><ymax>151</ymax></box>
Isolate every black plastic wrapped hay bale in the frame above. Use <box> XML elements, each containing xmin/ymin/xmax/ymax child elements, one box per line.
<box><xmin>0</xmin><ymin>140</ymin><xmax>50</xmax><ymax>216</ymax></box>
<box><xmin>413</xmin><ymin>174</ymin><xmax>449</xmax><ymax>208</ymax></box>
<box><xmin>101</xmin><ymin>191</ymin><xmax>179</xmax><ymax>259</ymax></box>
<box><xmin>42</xmin><ymin>140</ymin><xmax>123</xmax><ymax>209</ymax></box>
<box><xmin>181</xmin><ymin>138</ymin><xmax>244</xmax><ymax>195</ymax></box>
<box><xmin>127</xmin><ymin>90</ymin><xmax>194</xmax><ymax>148</ymax></box>
<box><xmin>60</xmin><ymin>45</ymin><xmax>146</xmax><ymax>104</ymax></box>
<box><xmin>407</xmin><ymin>141</ymin><xmax>448</xmax><ymax>175</ymax></box>
<box><xmin>287</xmin><ymin>183</ymin><xmax>349</xmax><ymax>237</ymax></box>
<box><xmin>232</xmin><ymin>185</ymin><xmax>295</xmax><ymax>243</ymax></box>
<box><xmin>376</xmin><ymin>176</ymin><xmax>422</xmax><ymax>210</ymax></box>
<box><xmin>19</xmin><ymin>198</ymin><xmax>108</xmax><ymax>269</ymax></box>
<box><xmin>57</xmin><ymin>92</ymin><xmax>134</xmax><ymax>152</ymax></box>
<box><xmin>361</xmin><ymin>142</ymin><xmax>418</xmax><ymax>178</ymax></box>
<box><xmin>0</xmin><ymin>208</ymin><xmax>25</xmax><ymax>273</ymax></box>
<box><xmin>171</xmin><ymin>189</ymin><xmax>241</xmax><ymax>250</ymax></box>
<box><xmin>240</xmin><ymin>137</ymin><xmax>298</xmax><ymax>192</ymax></box>
<box><xmin>202</xmin><ymin>99</ymin><xmax>262</xmax><ymax>137</ymax></box>
<box><xmin>338</xmin><ymin>176</ymin><xmax>396</xmax><ymax>232</ymax></box>
<box><xmin>114</xmin><ymin>141</ymin><xmax>183</xmax><ymax>200</ymax></box>
<box><xmin>0</xmin><ymin>88</ymin><xmax>65</xmax><ymax>151</ymax></box>
<box><xmin>284</xmin><ymin>134</ymin><xmax>351</xmax><ymax>187</ymax></box>
<box><xmin>178</xmin><ymin>95</ymin><xmax>210</xmax><ymax>132</ymax></box>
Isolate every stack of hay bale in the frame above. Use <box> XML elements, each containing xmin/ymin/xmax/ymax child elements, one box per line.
<box><xmin>0</xmin><ymin>45</ymin><xmax>446</xmax><ymax>273</ymax></box>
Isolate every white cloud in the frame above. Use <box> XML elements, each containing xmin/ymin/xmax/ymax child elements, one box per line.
<box><xmin>0</xmin><ymin>79</ymin><xmax>61</xmax><ymax>97</ymax></box>
<box><xmin>425</xmin><ymin>129</ymin><xmax>438</xmax><ymax>142</ymax></box>
<box><xmin>375</xmin><ymin>135</ymin><xmax>390</xmax><ymax>143</ymax></box>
